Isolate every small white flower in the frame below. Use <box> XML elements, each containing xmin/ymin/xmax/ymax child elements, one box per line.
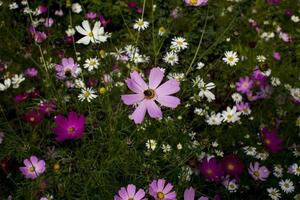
<box><xmin>163</xmin><ymin>51</ymin><xmax>178</xmax><ymax>66</ymax></box>
<box><xmin>78</xmin><ymin>87</ymin><xmax>97</xmax><ymax>102</ymax></box>
<box><xmin>171</xmin><ymin>37</ymin><xmax>188</xmax><ymax>51</ymax></box>
<box><xmin>66</xmin><ymin>27</ymin><xmax>75</xmax><ymax>36</ymax></box>
<box><xmin>290</xmin><ymin>88</ymin><xmax>300</xmax><ymax>102</ymax></box>
<box><xmin>206</xmin><ymin>113</ymin><xmax>223</xmax><ymax>125</ymax></box>
<box><xmin>83</xmin><ymin>58</ymin><xmax>99</xmax><ymax>72</ymax></box>
<box><xmin>257</xmin><ymin>55</ymin><xmax>266</xmax><ymax>63</ymax></box>
<box><xmin>194</xmin><ymin>108</ymin><xmax>206</xmax><ymax>116</ymax></box>
<box><xmin>231</xmin><ymin>93</ymin><xmax>242</xmax><ymax>103</ymax></box>
<box><xmin>197</xmin><ymin>79</ymin><xmax>216</xmax><ymax>102</ymax></box>
<box><xmin>289</xmin><ymin>163</ymin><xmax>300</xmax><ymax>176</ymax></box>
<box><xmin>54</xmin><ymin>9</ymin><xmax>64</xmax><ymax>16</ymax></box>
<box><xmin>146</xmin><ymin>139</ymin><xmax>157</xmax><ymax>151</ymax></box>
<box><xmin>273</xmin><ymin>165</ymin><xmax>283</xmax><ymax>178</ymax></box>
<box><xmin>162</xmin><ymin>144</ymin><xmax>172</xmax><ymax>153</ymax></box>
<box><xmin>133</xmin><ymin>18</ymin><xmax>149</xmax><ymax>31</ymax></box>
<box><xmin>177</xmin><ymin>143</ymin><xmax>183</xmax><ymax>150</ymax></box>
<box><xmin>9</xmin><ymin>2</ymin><xmax>19</xmax><ymax>10</ymax></box>
<box><xmin>11</xmin><ymin>74</ymin><xmax>25</xmax><ymax>88</ymax></box>
<box><xmin>158</xmin><ymin>26</ymin><xmax>166</xmax><ymax>36</ymax></box>
<box><xmin>197</xmin><ymin>62</ymin><xmax>205</xmax><ymax>70</ymax></box>
<box><xmin>167</xmin><ymin>72</ymin><xmax>185</xmax><ymax>81</ymax></box>
<box><xmin>271</xmin><ymin>77</ymin><xmax>281</xmax><ymax>86</ymax></box>
<box><xmin>75</xmin><ymin>20</ymin><xmax>111</xmax><ymax>45</ymax></box>
<box><xmin>72</xmin><ymin>3</ymin><xmax>82</xmax><ymax>13</ymax></box>
<box><xmin>21</xmin><ymin>0</ymin><xmax>28</xmax><ymax>5</ymax></box>
<box><xmin>223</xmin><ymin>51</ymin><xmax>239</xmax><ymax>66</ymax></box>
<box><xmin>0</xmin><ymin>78</ymin><xmax>11</xmax><ymax>91</ymax></box>
<box><xmin>255</xmin><ymin>152</ymin><xmax>269</xmax><ymax>160</ymax></box>
<box><xmin>243</xmin><ymin>146</ymin><xmax>257</xmax><ymax>156</ymax></box>
<box><xmin>74</xmin><ymin>79</ymin><xmax>85</xmax><ymax>89</ymax></box>
<box><xmin>291</xmin><ymin>15</ymin><xmax>300</xmax><ymax>23</ymax></box>
<box><xmin>0</xmin><ymin>1</ymin><xmax>3</xmax><ymax>6</ymax></box>
<box><xmin>212</xmin><ymin>141</ymin><xmax>219</xmax><ymax>147</ymax></box>
<box><xmin>267</xmin><ymin>188</ymin><xmax>281</xmax><ymax>200</ymax></box>
<box><xmin>222</xmin><ymin>106</ymin><xmax>241</xmax><ymax>123</ymax></box>
<box><xmin>279</xmin><ymin>179</ymin><xmax>295</xmax><ymax>194</ymax></box>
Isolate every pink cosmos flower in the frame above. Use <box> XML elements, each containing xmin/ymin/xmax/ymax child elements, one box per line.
<box><xmin>149</xmin><ymin>179</ymin><xmax>176</xmax><ymax>200</ymax></box>
<box><xmin>236</xmin><ymin>76</ymin><xmax>253</xmax><ymax>94</ymax></box>
<box><xmin>19</xmin><ymin>155</ymin><xmax>46</xmax><ymax>179</ymax></box>
<box><xmin>273</xmin><ymin>52</ymin><xmax>281</xmax><ymax>61</ymax></box>
<box><xmin>184</xmin><ymin>0</ymin><xmax>208</xmax><ymax>7</ymax></box>
<box><xmin>23</xmin><ymin>110</ymin><xmax>44</xmax><ymax>125</ymax></box>
<box><xmin>184</xmin><ymin>187</ymin><xmax>208</xmax><ymax>200</ymax></box>
<box><xmin>24</xmin><ymin>67</ymin><xmax>38</xmax><ymax>77</ymax></box>
<box><xmin>261</xmin><ymin>128</ymin><xmax>283</xmax><ymax>153</ymax></box>
<box><xmin>248</xmin><ymin>162</ymin><xmax>270</xmax><ymax>181</ymax></box>
<box><xmin>114</xmin><ymin>184</ymin><xmax>146</xmax><ymax>200</ymax></box>
<box><xmin>55</xmin><ymin>57</ymin><xmax>80</xmax><ymax>80</ymax></box>
<box><xmin>53</xmin><ymin>111</ymin><xmax>85</xmax><ymax>142</ymax></box>
<box><xmin>199</xmin><ymin>157</ymin><xmax>224</xmax><ymax>182</ymax></box>
<box><xmin>221</xmin><ymin>154</ymin><xmax>244</xmax><ymax>179</ymax></box>
<box><xmin>121</xmin><ymin>68</ymin><xmax>180</xmax><ymax>124</ymax></box>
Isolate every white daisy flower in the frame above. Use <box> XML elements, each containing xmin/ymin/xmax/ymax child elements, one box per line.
<box><xmin>279</xmin><ymin>179</ymin><xmax>295</xmax><ymax>194</ymax></box>
<box><xmin>162</xmin><ymin>144</ymin><xmax>172</xmax><ymax>153</ymax></box>
<box><xmin>163</xmin><ymin>51</ymin><xmax>178</xmax><ymax>66</ymax></box>
<box><xmin>9</xmin><ymin>2</ymin><xmax>18</xmax><ymax>10</ymax></box>
<box><xmin>11</xmin><ymin>74</ymin><xmax>25</xmax><ymax>88</ymax></box>
<box><xmin>273</xmin><ymin>165</ymin><xmax>283</xmax><ymax>178</ymax></box>
<box><xmin>290</xmin><ymin>88</ymin><xmax>300</xmax><ymax>102</ymax></box>
<box><xmin>133</xmin><ymin>18</ymin><xmax>149</xmax><ymax>31</ymax></box>
<box><xmin>206</xmin><ymin>113</ymin><xmax>223</xmax><ymax>125</ymax></box>
<box><xmin>243</xmin><ymin>146</ymin><xmax>257</xmax><ymax>156</ymax></box>
<box><xmin>71</xmin><ymin>3</ymin><xmax>82</xmax><ymax>13</ymax></box>
<box><xmin>198</xmin><ymin>80</ymin><xmax>216</xmax><ymax>102</ymax></box>
<box><xmin>222</xmin><ymin>106</ymin><xmax>241</xmax><ymax>123</ymax></box>
<box><xmin>289</xmin><ymin>163</ymin><xmax>300</xmax><ymax>176</ymax></box>
<box><xmin>223</xmin><ymin>51</ymin><xmax>239</xmax><ymax>66</ymax></box>
<box><xmin>83</xmin><ymin>58</ymin><xmax>99</xmax><ymax>72</ymax></box>
<box><xmin>171</xmin><ymin>37</ymin><xmax>188</xmax><ymax>51</ymax></box>
<box><xmin>267</xmin><ymin>188</ymin><xmax>281</xmax><ymax>200</ymax></box>
<box><xmin>75</xmin><ymin>20</ymin><xmax>111</xmax><ymax>45</ymax></box>
<box><xmin>231</xmin><ymin>93</ymin><xmax>242</xmax><ymax>103</ymax></box>
<box><xmin>0</xmin><ymin>78</ymin><xmax>11</xmax><ymax>91</ymax></box>
<box><xmin>291</xmin><ymin>15</ymin><xmax>300</xmax><ymax>23</ymax></box>
<box><xmin>78</xmin><ymin>87</ymin><xmax>97</xmax><ymax>102</ymax></box>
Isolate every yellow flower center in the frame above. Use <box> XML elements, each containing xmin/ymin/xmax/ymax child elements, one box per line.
<box><xmin>84</xmin><ymin>91</ymin><xmax>91</xmax><ymax>98</ymax></box>
<box><xmin>137</xmin><ymin>21</ymin><xmax>144</xmax><ymax>26</ymax></box>
<box><xmin>207</xmin><ymin>168</ymin><xmax>213</xmax><ymax>174</ymax></box>
<box><xmin>253</xmin><ymin>171</ymin><xmax>260</xmax><ymax>177</ymax></box>
<box><xmin>227</xmin><ymin>114</ymin><xmax>233</xmax><ymax>120</ymax></box>
<box><xmin>68</xmin><ymin>127</ymin><xmax>75</xmax><ymax>134</ymax></box>
<box><xmin>190</xmin><ymin>0</ymin><xmax>198</xmax><ymax>5</ymax></box>
<box><xmin>128</xmin><ymin>198</ymin><xmax>134</xmax><ymax>200</ymax></box>
<box><xmin>88</xmin><ymin>32</ymin><xmax>93</xmax><ymax>37</ymax></box>
<box><xmin>157</xmin><ymin>192</ymin><xmax>165</xmax><ymax>199</ymax></box>
<box><xmin>228</xmin><ymin>57</ymin><xmax>234</xmax><ymax>62</ymax></box>
<box><xmin>29</xmin><ymin>117</ymin><xmax>35</xmax><ymax>122</ymax></box>
<box><xmin>227</xmin><ymin>163</ymin><xmax>235</xmax><ymax>171</ymax></box>
<box><xmin>176</xmin><ymin>41</ymin><xmax>183</xmax><ymax>46</ymax></box>
<box><xmin>265</xmin><ymin>139</ymin><xmax>271</xmax><ymax>144</ymax></box>
<box><xmin>29</xmin><ymin>166</ymin><xmax>35</xmax><ymax>173</ymax></box>
<box><xmin>90</xmin><ymin>60</ymin><xmax>96</xmax><ymax>66</ymax></box>
<box><xmin>159</xmin><ymin>27</ymin><xmax>166</xmax><ymax>33</ymax></box>
<box><xmin>144</xmin><ymin>89</ymin><xmax>155</xmax><ymax>99</ymax></box>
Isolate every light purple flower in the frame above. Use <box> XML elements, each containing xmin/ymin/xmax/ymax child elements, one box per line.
<box><xmin>236</xmin><ymin>76</ymin><xmax>253</xmax><ymax>94</ymax></box>
<box><xmin>114</xmin><ymin>184</ymin><xmax>146</xmax><ymax>200</ymax></box>
<box><xmin>85</xmin><ymin>12</ymin><xmax>97</xmax><ymax>20</ymax></box>
<box><xmin>248</xmin><ymin>162</ymin><xmax>270</xmax><ymax>181</ymax></box>
<box><xmin>184</xmin><ymin>0</ymin><xmax>208</xmax><ymax>7</ymax></box>
<box><xmin>273</xmin><ymin>52</ymin><xmax>281</xmax><ymax>61</ymax></box>
<box><xmin>53</xmin><ymin>111</ymin><xmax>86</xmax><ymax>142</ymax></box>
<box><xmin>19</xmin><ymin>156</ymin><xmax>46</xmax><ymax>179</ymax></box>
<box><xmin>44</xmin><ymin>18</ymin><xmax>54</xmax><ymax>27</ymax></box>
<box><xmin>149</xmin><ymin>179</ymin><xmax>176</xmax><ymax>200</ymax></box>
<box><xmin>121</xmin><ymin>68</ymin><xmax>180</xmax><ymax>124</ymax></box>
<box><xmin>24</xmin><ymin>67</ymin><xmax>38</xmax><ymax>77</ymax></box>
<box><xmin>184</xmin><ymin>187</ymin><xmax>195</xmax><ymax>200</ymax></box>
<box><xmin>55</xmin><ymin>57</ymin><xmax>80</xmax><ymax>80</ymax></box>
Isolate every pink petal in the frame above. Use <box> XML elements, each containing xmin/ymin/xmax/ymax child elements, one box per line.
<box><xmin>30</xmin><ymin>156</ymin><xmax>38</xmax><ymax>165</ymax></box>
<box><xmin>130</xmin><ymin>71</ymin><xmax>148</xmax><ymax>91</ymax></box>
<box><xmin>165</xmin><ymin>191</ymin><xmax>176</xmax><ymax>199</ymax></box>
<box><xmin>125</xmin><ymin>78</ymin><xmax>144</xmax><ymax>94</ymax></box>
<box><xmin>118</xmin><ymin>187</ymin><xmax>129</xmax><ymax>199</ymax></box>
<box><xmin>149</xmin><ymin>68</ymin><xmax>164</xmax><ymax>89</ymax></box>
<box><xmin>130</xmin><ymin>100</ymin><xmax>147</xmax><ymax>124</ymax></box>
<box><xmin>162</xmin><ymin>183</ymin><xmax>173</xmax><ymax>194</ymax></box>
<box><xmin>146</xmin><ymin>100</ymin><xmax>162</xmax><ymax>119</ymax></box>
<box><xmin>156</xmin><ymin>79</ymin><xmax>180</xmax><ymax>96</ymax></box>
<box><xmin>127</xmin><ymin>184</ymin><xmax>136</xmax><ymax>198</ymax></box>
<box><xmin>134</xmin><ymin>189</ymin><xmax>145</xmax><ymax>200</ymax></box>
<box><xmin>121</xmin><ymin>94</ymin><xmax>144</xmax><ymax>105</ymax></box>
<box><xmin>157</xmin><ymin>179</ymin><xmax>165</xmax><ymax>191</ymax></box>
<box><xmin>156</xmin><ymin>96</ymin><xmax>180</xmax><ymax>108</ymax></box>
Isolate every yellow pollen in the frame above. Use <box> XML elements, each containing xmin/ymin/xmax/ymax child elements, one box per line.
<box><xmin>159</xmin><ymin>27</ymin><xmax>166</xmax><ymax>33</ymax></box>
<box><xmin>128</xmin><ymin>198</ymin><xmax>134</xmax><ymax>200</ymax></box>
<box><xmin>90</xmin><ymin>60</ymin><xmax>96</xmax><ymax>65</ymax></box>
<box><xmin>29</xmin><ymin>166</ymin><xmax>35</xmax><ymax>173</ymax></box>
<box><xmin>157</xmin><ymin>192</ymin><xmax>165</xmax><ymax>199</ymax></box>
<box><xmin>137</xmin><ymin>21</ymin><xmax>144</xmax><ymax>26</ymax></box>
<box><xmin>228</xmin><ymin>57</ymin><xmax>234</xmax><ymax>62</ymax></box>
<box><xmin>265</xmin><ymin>139</ymin><xmax>271</xmax><ymax>144</ymax></box>
<box><xmin>68</xmin><ymin>127</ymin><xmax>75</xmax><ymax>134</ymax></box>
<box><xmin>88</xmin><ymin>32</ymin><xmax>93</xmax><ymax>37</ymax></box>
<box><xmin>144</xmin><ymin>89</ymin><xmax>155</xmax><ymax>99</ymax></box>
<box><xmin>176</xmin><ymin>41</ymin><xmax>183</xmax><ymax>46</ymax></box>
<box><xmin>253</xmin><ymin>171</ymin><xmax>260</xmax><ymax>177</ymax></box>
<box><xmin>227</xmin><ymin>114</ymin><xmax>233</xmax><ymax>120</ymax></box>
<box><xmin>227</xmin><ymin>163</ymin><xmax>235</xmax><ymax>171</ymax></box>
<box><xmin>29</xmin><ymin>117</ymin><xmax>35</xmax><ymax>122</ymax></box>
<box><xmin>207</xmin><ymin>169</ymin><xmax>213</xmax><ymax>174</ymax></box>
<box><xmin>190</xmin><ymin>0</ymin><xmax>198</xmax><ymax>4</ymax></box>
<box><xmin>84</xmin><ymin>91</ymin><xmax>91</xmax><ymax>98</ymax></box>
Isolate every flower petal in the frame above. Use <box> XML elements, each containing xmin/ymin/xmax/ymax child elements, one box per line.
<box><xmin>156</xmin><ymin>79</ymin><xmax>180</xmax><ymax>96</ymax></box>
<box><xmin>149</xmin><ymin>68</ymin><xmax>164</xmax><ymax>89</ymax></box>
<box><xmin>130</xmin><ymin>71</ymin><xmax>148</xmax><ymax>91</ymax></box>
<box><xmin>121</xmin><ymin>94</ymin><xmax>144</xmax><ymax>105</ymax></box>
<box><xmin>130</xmin><ymin>100</ymin><xmax>147</xmax><ymax>124</ymax></box>
<box><xmin>156</xmin><ymin>96</ymin><xmax>180</xmax><ymax>108</ymax></box>
<box><xmin>146</xmin><ymin>100</ymin><xmax>162</xmax><ymax>119</ymax></box>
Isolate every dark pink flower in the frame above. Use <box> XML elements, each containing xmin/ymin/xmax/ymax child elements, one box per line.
<box><xmin>267</xmin><ymin>0</ymin><xmax>281</xmax><ymax>5</ymax></box>
<box><xmin>128</xmin><ymin>2</ymin><xmax>138</xmax><ymax>9</ymax></box>
<box><xmin>149</xmin><ymin>179</ymin><xmax>176</xmax><ymax>200</ymax></box>
<box><xmin>199</xmin><ymin>157</ymin><xmax>224</xmax><ymax>182</ymax></box>
<box><xmin>24</xmin><ymin>67</ymin><xmax>38</xmax><ymax>77</ymax></box>
<box><xmin>85</xmin><ymin>12</ymin><xmax>97</xmax><ymax>20</ymax></box>
<box><xmin>114</xmin><ymin>184</ymin><xmax>146</xmax><ymax>200</ymax></box>
<box><xmin>273</xmin><ymin>52</ymin><xmax>281</xmax><ymax>61</ymax></box>
<box><xmin>261</xmin><ymin>128</ymin><xmax>283</xmax><ymax>153</ymax></box>
<box><xmin>99</xmin><ymin>15</ymin><xmax>111</xmax><ymax>28</ymax></box>
<box><xmin>221</xmin><ymin>154</ymin><xmax>244</xmax><ymax>179</ymax></box>
<box><xmin>23</xmin><ymin>110</ymin><xmax>44</xmax><ymax>124</ymax></box>
<box><xmin>53</xmin><ymin>111</ymin><xmax>85</xmax><ymax>142</ymax></box>
<box><xmin>236</xmin><ymin>76</ymin><xmax>253</xmax><ymax>94</ymax></box>
<box><xmin>39</xmin><ymin>101</ymin><xmax>56</xmax><ymax>116</ymax></box>
<box><xmin>15</xmin><ymin>93</ymin><xmax>29</xmax><ymax>103</ymax></box>
<box><xmin>121</xmin><ymin>68</ymin><xmax>180</xmax><ymax>124</ymax></box>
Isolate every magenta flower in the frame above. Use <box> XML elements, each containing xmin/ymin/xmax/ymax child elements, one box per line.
<box><xmin>85</xmin><ymin>12</ymin><xmax>97</xmax><ymax>20</ymax></box>
<box><xmin>149</xmin><ymin>179</ymin><xmax>176</xmax><ymax>200</ymax></box>
<box><xmin>236</xmin><ymin>76</ymin><xmax>253</xmax><ymax>94</ymax></box>
<box><xmin>55</xmin><ymin>57</ymin><xmax>80</xmax><ymax>80</ymax></box>
<box><xmin>24</xmin><ymin>67</ymin><xmax>38</xmax><ymax>77</ymax></box>
<box><xmin>221</xmin><ymin>154</ymin><xmax>244</xmax><ymax>179</ymax></box>
<box><xmin>184</xmin><ymin>0</ymin><xmax>208</xmax><ymax>7</ymax></box>
<box><xmin>248</xmin><ymin>162</ymin><xmax>270</xmax><ymax>181</ymax></box>
<box><xmin>199</xmin><ymin>157</ymin><xmax>224</xmax><ymax>182</ymax></box>
<box><xmin>273</xmin><ymin>52</ymin><xmax>281</xmax><ymax>61</ymax></box>
<box><xmin>267</xmin><ymin>0</ymin><xmax>281</xmax><ymax>5</ymax></box>
<box><xmin>53</xmin><ymin>111</ymin><xmax>85</xmax><ymax>142</ymax></box>
<box><xmin>39</xmin><ymin>101</ymin><xmax>56</xmax><ymax>116</ymax></box>
<box><xmin>121</xmin><ymin>68</ymin><xmax>180</xmax><ymax>124</ymax></box>
<box><xmin>15</xmin><ymin>93</ymin><xmax>29</xmax><ymax>103</ymax></box>
<box><xmin>114</xmin><ymin>184</ymin><xmax>146</xmax><ymax>200</ymax></box>
<box><xmin>261</xmin><ymin>128</ymin><xmax>283</xmax><ymax>153</ymax></box>
<box><xmin>23</xmin><ymin>110</ymin><xmax>44</xmax><ymax>124</ymax></box>
<box><xmin>251</xmin><ymin>68</ymin><xmax>268</xmax><ymax>87</ymax></box>
<box><xmin>19</xmin><ymin>156</ymin><xmax>46</xmax><ymax>179</ymax></box>
<box><xmin>99</xmin><ymin>15</ymin><xmax>112</xmax><ymax>28</ymax></box>
<box><xmin>236</xmin><ymin>102</ymin><xmax>250</xmax><ymax>114</ymax></box>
